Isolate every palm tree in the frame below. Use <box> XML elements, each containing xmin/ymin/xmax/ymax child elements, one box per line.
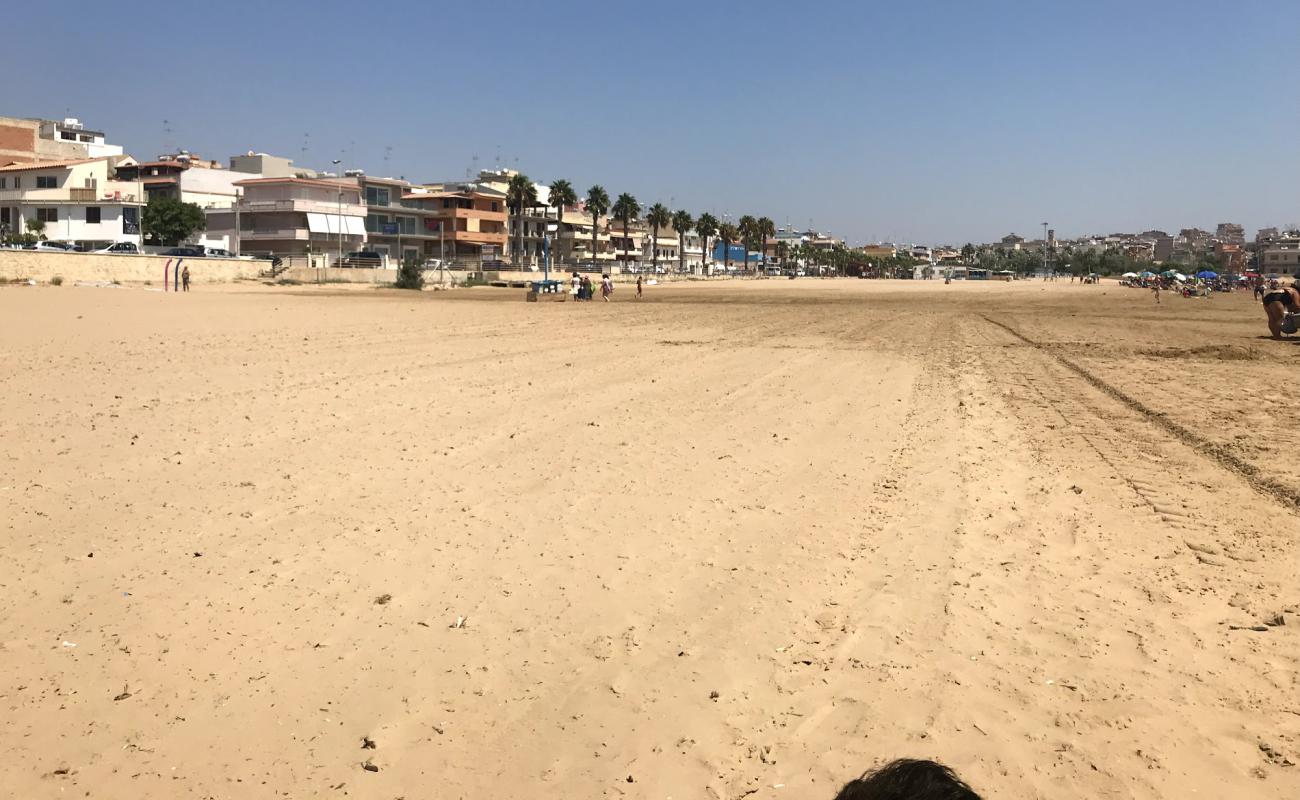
<box><xmin>671</xmin><ymin>209</ymin><xmax>693</xmax><ymax>274</ymax></box>
<box><xmin>585</xmin><ymin>185</ymin><xmax>610</xmax><ymax>270</ymax></box>
<box><xmin>646</xmin><ymin>203</ymin><xmax>671</xmax><ymax>274</ymax></box>
<box><xmin>718</xmin><ymin>222</ymin><xmax>738</xmax><ymax>272</ymax></box>
<box><xmin>695</xmin><ymin>213</ymin><xmax>718</xmax><ymax>275</ymax></box>
<box><xmin>961</xmin><ymin>242</ymin><xmax>975</xmax><ymax>265</ymax></box>
<box><xmin>549</xmin><ymin>178</ymin><xmax>576</xmax><ymax>224</ymax></box>
<box><xmin>776</xmin><ymin>241</ymin><xmax>790</xmax><ymax>271</ymax></box>
<box><xmin>612</xmin><ymin>193</ymin><xmax>640</xmax><ymax>271</ymax></box>
<box><xmin>506</xmin><ymin>173</ymin><xmax>537</xmax><ymax>267</ymax></box>
<box><xmin>737</xmin><ymin>215</ymin><xmax>756</xmax><ymax>274</ymax></box>
<box><xmin>757</xmin><ymin>218</ymin><xmax>776</xmax><ymax>270</ymax></box>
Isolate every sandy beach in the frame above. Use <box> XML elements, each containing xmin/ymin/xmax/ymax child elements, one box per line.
<box><xmin>2</xmin><ymin>278</ymin><xmax>1297</xmax><ymax>799</ymax></box>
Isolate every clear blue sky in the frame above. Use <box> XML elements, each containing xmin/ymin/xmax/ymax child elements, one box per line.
<box><xmin>8</xmin><ymin>0</ymin><xmax>1297</xmax><ymax>244</ymax></box>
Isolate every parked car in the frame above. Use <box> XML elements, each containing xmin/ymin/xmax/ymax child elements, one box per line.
<box><xmin>95</xmin><ymin>242</ymin><xmax>141</xmax><ymax>255</ymax></box>
<box><xmin>338</xmin><ymin>250</ymin><xmax>384</xmax><ymax>268</ymax></box>
<box><xmin>202</xmin><ymin>247</ymin><xmax>236</xmax><ymax>258</ymax></box>
<box><xmin>24</xmin><ymin>241</ymin><xmax>76</xmax><ymax>252</ymax></box>
<box><xmin>163</xmin><ymin>247</ymin><xmax>205</xmax><ymax>257</ymax></box>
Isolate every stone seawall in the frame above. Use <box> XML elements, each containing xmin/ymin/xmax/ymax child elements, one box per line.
<box><xmin>0</xmin><ymin>250</ymin><xmax>265</xmax><ymax>284</ymax></box>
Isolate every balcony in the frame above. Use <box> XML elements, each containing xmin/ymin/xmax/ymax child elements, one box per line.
<box><xmin>421</xmin><ymin>207</ymin><xmax>507</xmax><ymax>222</ymax></box>
<box><xmin>451</xmin><ymin>231</ymin><xmax>507</xmax><ymax>246</ymax></box>
<box><xmin>240</xmin><ymin>199</ymin><xmax>367</xmax><ymax>216</ymax></box>
<box><xmin>238</xmin><ymin>229</ymin><xmax>312</xmax><ymax>240</ymax></box>
<box><xmin>0</xmin><ymin>184</ymin><xmax>142</xmax><ymax>204</ymax></box>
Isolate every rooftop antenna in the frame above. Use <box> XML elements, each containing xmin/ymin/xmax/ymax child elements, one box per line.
<box><xmin>162</xmin><ymin>119</ymin><xmax>174</xmax><ymax>154</ymax></box>
<box><xmin>494</xmin><ymin>145</ymin><xmax>502</xmax><ymax>169</ymax></box>
<box><xmin>470</xmin><ymin>153</ymin><xmax>479</xmax><ymax>181</ymax></box>
<box><xmin>301</xmin><ymin>132</ymin><xmax>311</xmax><ymax>164</ymax></box>
<box><xmin>383</xmin><ymin>144</ymin><xmax>393</xmax><ymax>174</ymax></box>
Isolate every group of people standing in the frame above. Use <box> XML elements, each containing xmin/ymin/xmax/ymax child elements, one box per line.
<box><xmin>570</xmin><ymin>272</ymin><xmax>630</xmax><ymax>302</ymax></box>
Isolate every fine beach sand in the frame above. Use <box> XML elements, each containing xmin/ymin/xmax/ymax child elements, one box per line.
<box><xmin>2</xmin><ymin>278</ymin><xmax>1298</xmax><ymax>799</ymax></box>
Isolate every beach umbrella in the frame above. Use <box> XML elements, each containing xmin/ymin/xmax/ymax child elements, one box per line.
<box><xmin>1175</xmin><ymin>273</ymin><xmax>1188</xmax><ymax>282</ymax></box>
<box><xmin>1140</xmin><ymin>271</ymin><xmax>1156</xmax><ymax>278</ymax></box>
<box><xmin>1196</xmin><ymin>270</ymin><xmax>1217</xmax><ymax>279</ymax></box>
<box><xmin>1122</xmin><ymin>271</ymin><xmax>1138</xmax><ymax>278</ymax></box>
<box><xmin>1160</xmin><ymin>269</ymin><xmax>1178</xmax><ymax>278</ymax></box>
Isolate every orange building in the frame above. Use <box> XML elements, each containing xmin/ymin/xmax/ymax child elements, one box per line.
<box><xmin>401</xmin><ymin>187</ymin><xmax>508</xmax><ymax>261</ymax></box>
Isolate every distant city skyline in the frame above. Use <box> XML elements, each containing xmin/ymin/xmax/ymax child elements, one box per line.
<box><xmin>5</xmin><ymin>0</ymin><xmax>1298</xmax><ymax>244</ymax></box>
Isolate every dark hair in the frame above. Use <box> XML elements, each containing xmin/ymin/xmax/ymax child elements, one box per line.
<box><xmin>833</xmin><ymin>759</ymin><xmax>982</xmax><ymax>800</ymax></box>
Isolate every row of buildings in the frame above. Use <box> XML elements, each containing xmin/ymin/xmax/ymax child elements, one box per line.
<box><xmin>0</xmin><ymin>112</ymin><xmax>852</xmax><ymax>272</ymax></box>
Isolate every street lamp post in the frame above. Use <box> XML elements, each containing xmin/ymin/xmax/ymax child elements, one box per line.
<box><xmin>1042</xmin><ymin>221</ymin><xmax>1049</xmax><ymax>279</ymax></box>
<box><xmin>333</xmin><ymin>159</ymin><xmax>343</xmax><ymax>271</ymax></box>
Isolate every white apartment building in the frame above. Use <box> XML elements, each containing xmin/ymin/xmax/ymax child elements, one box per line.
<box><xmin>0</xmin><ymin>157</ymin><xmax>144</xmax><ymax>248</ymax></box>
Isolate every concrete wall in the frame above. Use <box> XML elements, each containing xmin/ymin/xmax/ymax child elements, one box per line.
<box><xmin>0</xmin><ymin>250</ymin><xmax>265</xmax><ymax>284</ymax></box>
<box><xmin>283</xmin><ymin>266</ymin><xmax>457</xmax><ymax>287</ymax></box>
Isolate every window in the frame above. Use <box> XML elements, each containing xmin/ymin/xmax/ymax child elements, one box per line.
<box><xmin>491</xmin><ymin>202</ymin><xmax>499</xmax><ymax>212</ymax></box>
<box><xmin>0</xmin><ymin>177</ymin><xmax>5</xmax><ymax>188</ymax></box>
<box><xmin>398</xmin><ymin>216</ymin><xmax>415</xmax><ymax>235</ymax></box>
<box><xmin>36</xmin><ymin>176</ymin><xmax>57</xmax><ymax>189</ymax></box>
<box><xmin>1</xmin><ymin>208</ymin><xmax>9</xmax><ymax>227</ymax></box>
<box><xmin>60</xmin><ymin>131</ymin><xmax>76</xmax><ymax>140</ymax></box>
<box><xmin>122</xmin><ymin>206</ymin><xmax>139</xmax><ymax>234</ymax></box>
<box><xmin>13</xmin><ymin>177</ymin><xmax>20</xmax><ymax>188</ymax></box>
<box><xmin>36</xmin><ymin>207</ymin><xmax>58</xmax><ymax>222</ymax></box>
<box><xmin>86</xmin><ymin>207</ymin><xmax>101</xmax><ymax>224</ymax></box>
<box><xmin>365</xmin><ymin>186</ymin><xmax>390</xmax><ymax>206</ymax></box>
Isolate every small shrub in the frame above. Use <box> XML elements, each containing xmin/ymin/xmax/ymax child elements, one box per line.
<box><xmin>394</xmin><ymin>259</ymin><xmax>424</xmax><ymax>290</ymax></box>
<box><xmin>50</xmin><ymin>275</ymin><xmax>63</xmax><ymax>286</ymax></box>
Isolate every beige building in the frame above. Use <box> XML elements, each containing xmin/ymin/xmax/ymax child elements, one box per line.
<box><xmin>204</xmin><ymin>177</ymin><xmax>366</xmax><ymax>259</ymax></box>
<box><xmin>229</xmin><ymin>152</ymin><xmax>316</xmax><ymax>179</ymax></box>
<box><xmin>1259</xmin><ymin>236</ymin><xmax>1300</xmax><ymax>274</ymax></box>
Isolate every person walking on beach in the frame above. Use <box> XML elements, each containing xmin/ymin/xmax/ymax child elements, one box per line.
<box><xmin>580</xmin><ymin>274</ymin><xmax>592</xmax><ymax>301</ymax></box>
<box><xmin>181</xmin><ymin>264</ymin><xmax>191</xmax><ymax>292</ymax></box>
<box><xmin>1151</xmin><ymin>281</ymin><xmax>1161</xmax><ymax>304</ymax></box>
<box><xmin>571</xmin><ymin>272</ymin><xmax>581</xmax><ymax>299</ymax></box>
<box><xmin>601</xmin><ymin>274</ymin><xmax>613</xmax><ymax>302</ymax></box>
<box><xmin>636</xmin><ymin>275</ymin><xmax>643</xmax><ymax>299</ymax></box>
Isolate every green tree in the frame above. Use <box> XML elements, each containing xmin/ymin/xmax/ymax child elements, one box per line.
<box><xmin>142</xmin><ymin>195</ymin><xmax>205</xmax><ymax>246</ymax></box>
<box><xmin>671</xmin><ymin>209</ymin><xmax>693</xmax><ymax>274</ymax></box>
<box><xmin>25</xmin><ymin>217</ymin><xmax>46</xmax><ymax>240</ymax></box>
<box><xmin>584</xmin><ymin>185</ymin><xmax>610</xmax><ymax>270</ymax></box>
<box><xmin>549</xmin><ymin>179</ymin><xmax>576</xmax><ymax>225</ymax></box>
<box><xmin>737</xmin><ymin>215</ymin><xmax>757</xmax><ymax>273</ymax></box>
<box><xmin>757</xmin><ymin>217</ymin><xmax>775</xmax><ymax>270</ymax></box>
<box><xmin>961</xmin><ymin>243</ymin><xmax>975</xmax><ymax>264</ymax></box>
<box><xmin>646</xmin><ymin>203</ymin><xmax>671</xmax><ymax>274</ymax></box>
<box><xmin>506</xmin><ymin>174</ymin><xmax>538</xmax><ymax>266</ymax></box>
<box><xmin>717</xmin><ymin>222</ymin><xmax>738</xmax><ymax>271</ymax></box>
<box><xmin>695</xmin><ymin>213</ymin><xmax>719</xmax><ymax>274</ymax></box>
<box><xmin>612</xmin><ymin>193</ymin><xmax>640</xmax><ymax>270</ymax></box>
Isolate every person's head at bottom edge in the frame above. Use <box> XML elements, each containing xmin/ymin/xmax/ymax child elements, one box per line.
<box><xmin>833</xmin><ymin>759</ymin><xmax>982</xmax><ymax>800</ymax></box>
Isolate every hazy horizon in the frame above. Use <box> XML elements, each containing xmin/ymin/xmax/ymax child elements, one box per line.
<box><xmin>7</xmin><ymin>0</ymin><xmax>1298</xmax><ymax>244</ymax></box>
